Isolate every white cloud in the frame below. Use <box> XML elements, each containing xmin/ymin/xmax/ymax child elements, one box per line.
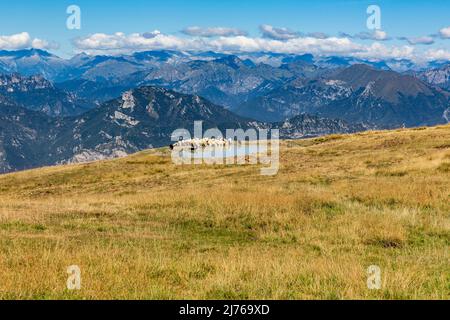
<box><xmin>0</xmin><ymin>32</ymin><xmax>57</xmax><ymax>50</ymax></box>
<box><xmin>439</xmin><ymin>26</ymin><xmax>450</xmax><ymax>39</ymax></box>
<box><xmin>72</xmin><ymin>31</ymin><xmax>193</xmax><ymax>54</ymax></box>
<box><xmin>73</xmin><ymin>31</ymin><xmax>362</xmax><ymax>56</ymax></box>
<box><xmin>306</xmin><ymin>32</ymin><xmax>329</xmax><ymax>39</ymax></box>
<box><xmin>353</xmin><ymin>42</ymin><xmax>416</xmax><ymax>60</ymax></box>
<box><xmin>0</xmin><ymin>32</ymin><xmax>31</xmax><ymax>50</ymax></box>
<box><xmin>31</xmin><ymin>38</ymin><xmax>59</xmax><ymax>50</ymax></box>
<box><xmin>372</xmin><ymin>30</ymin><xmax>389</xmax><ymax>41</ymax></box>
<box><xmin>181</xmin><ymin>26</ymin><xmax>247</xmax><ymax>37</ymax></box>
<box><xmin>0</xmin><ymin>28</ymin><xmax>445</xmax><ymax>63</ymax></box>
<box><xmin>142</xmin><ymin>30</ymin><xmax>162</xmax><ymax>39</ymax></box>
<box><xmin>346</xmin><ymin>30</ymin><xmax>390</xmax><ymax>41</ymax></box>
<box><xmin>259</xmin><ymin>25</ymin><xmax>300</xmax><ymax>40</ymax></box>
<box><xmin>425</xmin><ymin>48</ymin><xmax>450</xmax><ymax>61</ymax></box>
<box><xmin>398</xmin><ymin>36</ymin><xmax>435</xmax><ymax>45</ymax></box>
<box><xmin>259</xmin><ymin>25</ymin><xmax>329</xmax><ymax>40</ymax></box>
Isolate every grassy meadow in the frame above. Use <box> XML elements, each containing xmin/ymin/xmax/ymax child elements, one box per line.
<box><xmin>0</xmin><ymin>125</ymin><xmax>449</xmax><ymax>299</ymax></box>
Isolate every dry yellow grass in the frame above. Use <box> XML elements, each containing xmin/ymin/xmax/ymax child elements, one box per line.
<box><xmin>0</xmin><ymin>125</ymin><xmax>449</xmax><ymax>299</ymax></box>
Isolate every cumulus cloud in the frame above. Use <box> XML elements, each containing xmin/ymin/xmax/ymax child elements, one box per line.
<box><xmin>181</xmin><ymin>26</ymin><xmax>247</xmax><ymax>37</ymax></box>
<box><xmin>439</xmin><ymin>26</ymin><xmax>450</xmax><ymax>39</ymax></box>
<box><xmin>0</xmin><ymin>32</ymin><xmax>58</xmax><ymax>50</ymax></box>
<box><xmin>344</xmin><ymin>30</ymin><xmax>390</xmax><ymax>41</ymax></box>
<box><xmin>398</xmin><ymin>36</ymin><xmax>435</xmax><ymax>45</ymax></box>
<box><xmin>259</xmin><ymin>24</ymin><xmax>300</xmax><ymax>40</ymax></box>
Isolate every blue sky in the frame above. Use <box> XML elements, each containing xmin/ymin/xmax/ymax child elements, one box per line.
<box><xmin>0</xmin><ymin>0</ymin><xmax>449</xmax><ymax>60</ymax></box>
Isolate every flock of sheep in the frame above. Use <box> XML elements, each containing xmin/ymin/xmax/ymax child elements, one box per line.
<box><xmin>170</xmin><ymin>138</ymin><xmax>234</xmax><ymax>151</ymax></box>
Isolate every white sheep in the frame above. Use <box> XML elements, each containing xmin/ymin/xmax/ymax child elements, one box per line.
<box><xmin>170</xmin><ymin>137</ymin><xmax>231</xmax><ymax>150</ymax></box>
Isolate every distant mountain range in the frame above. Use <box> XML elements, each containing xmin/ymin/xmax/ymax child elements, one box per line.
<box><xmin>0</xmin><ymin>103</ymin><xmax>58</xmax><ymax>173</ymax></box>
<box><xmin>0</xmin><ymin>49</ymin><xmax>68</xmax><ymax>80</ymax></box>
<box><xmin>416</xmin><ymin>64</ymin><xmax>450</xmax><ymax>91</ymax></box>
<box><xmin>0</xmin><ymin>73</ymin><xmax>93</xmax><ymax>116</ymax></box>
<box><xmin>0</xmin><ymin>49</ymin><xmax>449</xmax><ymax>173</ymax></box>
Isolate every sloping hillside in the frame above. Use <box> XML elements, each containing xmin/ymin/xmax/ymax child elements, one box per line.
<box><xmin>0</xmin><ymin>125</ymin><xmax>448</xmax><ymax>299</ymax></box>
